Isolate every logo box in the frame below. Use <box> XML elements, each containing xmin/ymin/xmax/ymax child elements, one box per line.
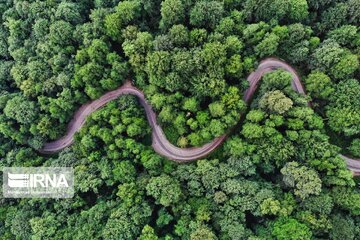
<box><xmin>2</xmin><ymin>167</ymin><xmax>74</xmax><ymax>198</ymax></box>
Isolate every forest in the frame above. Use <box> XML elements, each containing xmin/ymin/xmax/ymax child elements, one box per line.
<box><xmin>0</xmin><ymin>0</ymin><xmax>359</xmax><ymax>239</ymax></box>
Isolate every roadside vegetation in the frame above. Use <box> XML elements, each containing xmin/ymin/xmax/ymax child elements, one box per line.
<box><xmin>0</xmin><ymin>0</ymin><xmax>359</xmax><ymax>239</ymax></box>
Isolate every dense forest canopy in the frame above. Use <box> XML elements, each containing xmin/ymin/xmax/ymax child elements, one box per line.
<box><xmin>0</xmin><ymin>0</ymin><xmax>359</xmax><ymax>239</ymax></box>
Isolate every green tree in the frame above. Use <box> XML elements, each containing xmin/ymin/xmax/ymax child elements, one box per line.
<box><xmin>281</xmin><ymin>162</ymin><xmax>322</xmax><ymax>200</ymax></box>
<box><xmin>330</xmin><ymin>214</ymin><xmax>355</xmax><ymax>240</ymax></box>
<box><xmin>113</xmin><ymin>160</ymin><xmax>136</xmax><ymax>183</ymax></box>
<box><xmin>55</xmin><ymin>2</ymin><xmax>83</xmax><ymax>24</ymax></box>
<box><xmin>305</xmin><ymin>71</ymin><xmax>334</xmax><ymax>99</ymax></box>
<box><xmin>49</xmin><ymin>20</ymin><xmax>74</xmax><ymax>46</ymax></box>
<box><xmin>29</xmin><ymin>213</ymin><xmax>59</xmax><ymax>240</ymax></box>
<box><xmin>105</xmin><ymin>1</ymin><xmax>141</xmax><ymax>40</ymax></box>
<box><xmin>259</xmin><ymin>90</ymin><xmax>293</xmax><ymax>114</ymax></box>
<box><xmin>310</xmin><ymin>40</ymin><xmax>358</xmax><ymax>80</ymax></box>
<box><xmin>326</xmin><ymin>25</ymin><xmax>358</xmax><ymax>46</ymax></box>
<box><xmin>209</xmin><ymin>102</ymin><xmax>225</xmax><ymax>117</ymax></box>
<box><xmin>169</xmin><ymin>24</ymin><xmax>189</xmax><ymax>47</ymax></box>
<box><xmin>320</xmin><ymin>3</ymin><xmax>348</xmax><ymax>31</ymax></box>
<box><xmin>139</xmin><ymin>225</ymin><xmax>159</xmax><ymax>240</ymax></box>
<box><xmin>183</xmin><ymin>97</ymin><xmax>199</xmax><ymax>113</ymax></box>
<box><xmin>146</xmin><ymin>174</ymin><xmax>182</xmax><ymax>206</ymax></box>
<box><xmin>255</xmin><ymin>33</ymin><xmax>279</xmax><ymax>58</ymax></box>
<box><xmin>209</xmin><ymin>119</ymin><xmax>226</xmax><ymax>137</ymax></box>
<box><xmin>326</xmin><ymin>79</ymin><xmax>360</xmax><ymax>136</ymax></box>
<box><xmin>160</xmin><ymin>0</ymin><xmax>185</xmax><ymax>30</ymax></box>
<box><xmin>272</xmin><ymin>217</ymin><xmax>312</xmax><ymax>240</ymax></box>
<box><xmin>261</xmin><ymin>69</ymin><xmax>293</xmax><ymax>91</ymax></box>
<box><xmin>349</xmin><ymin>139</ymin><xmax>360</xmax><ymax>157</ymax></box>
<box><xmin>103</xmin><ymin>203</ymin><xmax>152</xmax><ymax>240</ymax></box>
<box><xmin>347</xmin><ymin>0</ymin><xmax>360</xmax><ymax>25</ymax></box>
<box><xmin>190</xmin><ymin>225</ymin><xmax>217</xmax><ymax>240</ymax></box>
<box><xmin>301</xmin><ymin>194</ymin><xmax>334</xmax><ymax>215</ymax></box>
<box><xmin>190</xmin><ymin>1</ymin><xmax>224</xmax><ymax>29</ymax></box>
<box><xmin>288</xmin><ymin>0</ymin><xmax>309</xmax><ymax>21</ymax></box>
<box><xmin>4</xmin><ymin>95</ymin><xmax>38</xmax><ymax>124</ymax></box>
<box><xmin>244</xmin><ymin>0</ymin><xmax>308</xmax><ymax>22</ymax></box>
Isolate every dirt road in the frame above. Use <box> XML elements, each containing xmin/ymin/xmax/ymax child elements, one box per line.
<box><xmin>39</xmin><ymin>58</ymin><xmax>360</xmax><ymax>175</ymax></box>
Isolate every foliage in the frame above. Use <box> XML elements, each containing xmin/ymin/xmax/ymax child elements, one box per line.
<box><xmin>281</xmin><ymin>161</ymin><xmax>322</xmax><ymax>200</ymax></box>
<box><xmin>0</xmin><ymin>0</ymin><xmax>359</xmax><ymax>239</ymax></box>
<box><xmin>272</xmin><ymin>217</ymin><xmax>312</xmax><ymax>240</ymax></box>
<box><xmin>349</xmin><ymin>139</ymin><xmax>360</xmax><ymax>157</ymax></box>
<box><xmin>305</xmin><ymin>71</ymin><xmax>334</xmax><ymax>99</ymax></box>
<box><xmin>326</xmin><ymin>79</ymin><xmax>360</xmax><ymax>136</ymax></box>
<box><xmin>259</xmin><ymin>90</ymin><xmax>293</xmax><ymax>114</ymax></box>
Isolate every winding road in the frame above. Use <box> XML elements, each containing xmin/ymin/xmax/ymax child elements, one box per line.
<box><xmin>39</xmin><ymin>58</ymin><xmax>360</xmax><ymax>176</ymax></box>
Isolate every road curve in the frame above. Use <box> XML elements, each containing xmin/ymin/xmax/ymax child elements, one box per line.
<box><xmin>39</xmin><ymin>58</ymin><xmax>360</xmax><ymax>175</ymax></box>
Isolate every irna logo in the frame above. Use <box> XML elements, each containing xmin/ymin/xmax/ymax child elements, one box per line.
<box><xmin>3</xmin><ymin>167</ymin><xmax>74</xmax><ymax>198</ymax></box>
<box><xmin>7</xmin><ymin>173</ymin><xmax>69</xmax><ymax>188</ymax></box>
